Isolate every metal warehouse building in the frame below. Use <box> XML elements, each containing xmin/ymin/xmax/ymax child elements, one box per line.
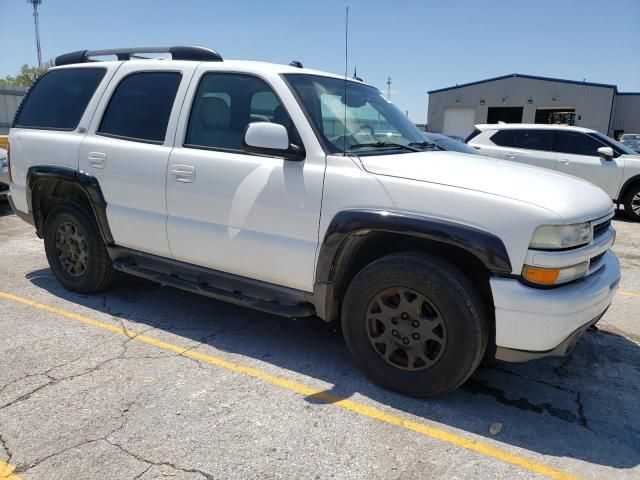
<box><xmin>427</xmin><ymin>74</ymin><xmax>640</xmax><ymax>139</ymax></box>
<box><xmin>0</xmin><ymin>85</ymin><xmax>28</xmax><ymax>135</ymax></box>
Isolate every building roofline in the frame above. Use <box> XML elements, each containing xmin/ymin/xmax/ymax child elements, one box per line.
<box><xmin>427</xmin><ymin>73</ymin><xmax>619</xmax><ymax>94</ymax></box>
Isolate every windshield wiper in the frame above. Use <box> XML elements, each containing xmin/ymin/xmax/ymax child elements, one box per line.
<box><xmin>407</xmin><ymin>141</ymin><xmax>443</xmax><ymax>150</ymax></box>
<box><xmin>346</xmin><ymin>141</ymin><xmax>421</xmax><ymax>153</ymax></box>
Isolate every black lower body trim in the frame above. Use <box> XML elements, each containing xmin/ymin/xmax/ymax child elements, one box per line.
<box><xmin>108</xmin><ymin>246</ymin><xmax>317</xmax><ymax>318</ymax></box>
<box><xmin>495</xmin><ymin>308</ymin><xmax>608</xmax><ymax>362</ymax></box>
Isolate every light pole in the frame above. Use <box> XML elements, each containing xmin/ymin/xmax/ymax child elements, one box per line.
<box><xmin>27</xmin><ymin>0</ymin><xmax>43</xmax><ymax>67</ymax></box>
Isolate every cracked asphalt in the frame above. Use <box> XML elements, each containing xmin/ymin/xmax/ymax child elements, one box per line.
<box><xmin>0</xmin><ymin>200</ymin><xmax>639</xmax><ymax>480</ymax></box>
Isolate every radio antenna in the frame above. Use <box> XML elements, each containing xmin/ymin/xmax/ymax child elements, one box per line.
<box><xmin>343</xmin><ymin>5</ymin><xmax>349</xmax><ymax>156</ymax></box>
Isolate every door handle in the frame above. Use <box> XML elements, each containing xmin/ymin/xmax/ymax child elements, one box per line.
<box><xmin>88</xmin><ymin>152</ymin><xmax>106</xmax><ymax>169</ymax></box>
<box><xmin>170</xmin><ymin>165</ymin><xmax>195</xmax><ymax>183</ymax></box>
<box><xmin>560</xmin><ymin>159</ymin><xmax>572</xmax><ymax>166</ymax></box>
<box><xmin>505</xmin><ymin>153</ymin><xmax>517</xmax><ymax>159</ymax></box>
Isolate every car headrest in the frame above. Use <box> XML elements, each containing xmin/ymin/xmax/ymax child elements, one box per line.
<box><xmin>200</xmin><ymin>96</ymin><xmax>231</xmax><ymax>128</ymax></box>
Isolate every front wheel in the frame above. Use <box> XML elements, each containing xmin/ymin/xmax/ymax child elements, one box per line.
<box><xmin>341</xmin><ymin>252</ymin><xmax>488</xmax><ymax>397</ymax></box>
<box><xmin>43</xmin><ymin>203</ymin><xmax>114</xmax><ymax>293</ymax></box>
<box><xmin>623</xmin><ymin>184</ymin><xmax>640</xmax><ymax>222</ymax></box>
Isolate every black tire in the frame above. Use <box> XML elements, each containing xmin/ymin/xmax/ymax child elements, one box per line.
<box><xmin>341</xmin><ymin>252</ymin><xmax>487</xmax><ymax>397</ymax></box>
<box><xmin>623</xmin><ymin>184</ymin><xmax>640</xmax><ymax>222</ymax></box>
<box><xmin>43</xmin><ymin>203</ymin><xmax>114</xmax><ymax>293</ymax></box>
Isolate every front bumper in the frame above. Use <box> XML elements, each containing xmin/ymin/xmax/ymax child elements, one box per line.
<box><xmin>491</xmin><ymin>250</ymin><xmax>620</xmax><ymax>361</ymax></box>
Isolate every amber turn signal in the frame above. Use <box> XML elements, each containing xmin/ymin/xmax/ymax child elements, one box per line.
<box><xmin>522</xmin><ymin>266</ymin><xmax>560</xmax><ymax>285</ymax></box>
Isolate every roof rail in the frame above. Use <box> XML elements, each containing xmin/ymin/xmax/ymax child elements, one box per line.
<box><xmin>55</xmin><ymin>46</ymin><xmax>223</xmax><ymax>66</ymax></box>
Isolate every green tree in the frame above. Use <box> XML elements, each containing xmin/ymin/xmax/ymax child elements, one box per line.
<box><xmin>0</xmin><ymin>61</ymin><xmax>54</xmax><ymax>87</ymax></box>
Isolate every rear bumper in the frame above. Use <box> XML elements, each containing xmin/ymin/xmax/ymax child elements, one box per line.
<box><xmin>491</xmin><ymin>250</ymin><xmax>620</xmax><ymax>360</ymax></box>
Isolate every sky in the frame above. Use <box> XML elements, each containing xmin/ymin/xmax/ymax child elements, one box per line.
<box><xmin>1</xmin><ymin>0</ymin><xmax>639</xmax><ymax>124</ymax></box>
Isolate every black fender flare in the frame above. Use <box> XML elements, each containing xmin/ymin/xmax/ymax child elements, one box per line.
<box><xmin>313</xmin><ymin>209</ymin><xmax>512</xmax><ymax>320</ymax></box>
<box><xmin>27</xmin><ymin>165</ymin><xmax>113</xmax><ymax>244</ymax></box>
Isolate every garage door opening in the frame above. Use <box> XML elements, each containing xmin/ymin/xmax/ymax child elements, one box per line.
<box><xmin>442</xmin><ymin>107</ymin><xmax>476</xmax><ymax>137</ymax></box>
<box><xmin>535</xmin><ymin>108</ymin><xmax>576</xmax><ymax>126</ymax></box>
<box><xmin>487</xmin><ymin>107</ymin><xmax>523</xmax><ymax>124</ymax></box>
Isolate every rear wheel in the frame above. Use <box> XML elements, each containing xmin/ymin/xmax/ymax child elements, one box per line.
<box><xmin>44</xmin><ymin>203</ymin><xmax>114</xmax><ymax>293</ymax></box>
<box><xmin>623</xmin><ymin>184</ymin><xmax>640</xmax><ymax>222</ymax></box>
<box><xmin>341</xmin><ymin>252</ymin><xmax>487</xmax><ymax>397</ymax></box>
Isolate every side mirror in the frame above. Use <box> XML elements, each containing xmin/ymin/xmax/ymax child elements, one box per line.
<box><xmin>597</xmin><ymin>146</ymin><xmax>614</xmax><ymax>160</ymax></box>
<box><xmin>243</xmin><ymin>122</ymin><xmax>304</xmax><ymax>161</ymax></box>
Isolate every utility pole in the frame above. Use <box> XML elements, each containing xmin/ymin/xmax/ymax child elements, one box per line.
<box><xmin>28</xmin><ymin>0</ymin><xmax>43</xmax><ymax>67</ymax></box>
<box><xmin>386</xmin><ymin>75</ymin><xmax>392</xmax><ymax>101</ymax></box>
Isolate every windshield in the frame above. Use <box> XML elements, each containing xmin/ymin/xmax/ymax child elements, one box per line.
<box><xmin>284</xmin><ymin>74</ymin><xmax>427</xmax><ymax>155</ymax></box>
<box><xmin>590</xmin><ymin>131</ymin><xmax>637</xmax><ymax>155</ymax></box>
<box><xmin>422</xmin><ymin>132</ymin><xmax>483</xmax><ymax>156</ymax></box>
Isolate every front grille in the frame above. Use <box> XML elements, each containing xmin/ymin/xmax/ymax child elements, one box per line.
<box><xmin>593</xmin><ymin>219</ymin><xmax>611</xmax><ymax>239</ymax></box>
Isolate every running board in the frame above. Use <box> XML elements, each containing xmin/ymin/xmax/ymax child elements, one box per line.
<box><xmin>109</xmin><ymin>247</ymin><xmax>316</xmax><ymax>318</ymax></box>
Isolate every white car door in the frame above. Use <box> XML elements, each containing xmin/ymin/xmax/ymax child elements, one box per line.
<box><xmin>165</xmin><ymin>68</ymin><xmax>325</xmax><ymax>292</ymax></box>
<box><xmin>489</xmin><ymin>129</ymin><xmax>557</xmax><ymax>170</ymax></box>
<box><xmin>554</xmin><ymin>131</ymin><xmax>624</xmax><ymax>199</ymax></box>
<box><xmin>78</xmin><ymin>62</ymin><xmax>197</xmax><ymax>257</ymax></box>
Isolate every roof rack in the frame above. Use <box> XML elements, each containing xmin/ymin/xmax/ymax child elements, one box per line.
<box><xmin>55</xmin><ymin>46</ymin><xmax>223</xmax><ymax>66</ymax></box>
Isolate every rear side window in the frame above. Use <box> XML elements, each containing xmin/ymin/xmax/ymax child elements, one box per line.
<box><xmin>14</xmin><ymin>68</ymin><xmax>106</xmax><ymax>130</ymax></box>
<box><xmin>490</xmin><ymin>129</ymin><xmax>514</xmax><ymax>147</ymax></box>
<box><xmin>555</xmin><ymin>131</ymin><xmax>604</xmax><ymax>156</ymax></box>
<box><xmin>491</xmin><ymin>129</ymin><xmax>553</xmax><ymax>151</ymax></box>
<box><xmin>99</xmin><ymin>71</ymin><xmax>182</xmax><ymax>143</ymax></box>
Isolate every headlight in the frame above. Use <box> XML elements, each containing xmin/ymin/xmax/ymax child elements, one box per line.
<box><xmin>530</xmin><ymin>223</ymin><xmax>592</xmax><ymax>250</ymax></box>
<box><xmin>522</xmin><ymin>262</ymin><xmax>589</xmax><ymax>286</ymax></box>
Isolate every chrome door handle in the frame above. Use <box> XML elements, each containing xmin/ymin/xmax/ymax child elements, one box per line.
<box><xmin>170</xmin><ymin>165</ymin><xmax>195</xmax><ymax>183</ymax></box>
<box><xmin>560</xmin><ymin>159</ymin><xmax>572</xmax><ymax>165</ymax></box>
<box><xmin>88</xmin><ymin>152</ymin><xmax>106</xmax><ymax>168</ymax></box>
<box><xmin>505</xmin><ymin>153</ymin><xmax>517</xmax><ymax>159</ymax></box>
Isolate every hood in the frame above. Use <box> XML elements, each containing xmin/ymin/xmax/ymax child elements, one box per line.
<box><xmin>358</xmin><ymin>151</ymin><xmax>613</xmax><ymax>223</ymax></box>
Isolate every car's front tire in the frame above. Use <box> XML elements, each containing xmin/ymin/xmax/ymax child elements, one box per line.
<box><xmin>623</xmin><ymin>184</ymin><xmax>640</xmax><ymax>222</ymax></box>
<box><xmin>43</xmin><ymin>203</ymin><xmax>114</xmax><ymax>293</ymax></box>
<box><xmin>341</xmin><ymin>252</ymin><xmax>488</xmax><ymax>397</ymax></box>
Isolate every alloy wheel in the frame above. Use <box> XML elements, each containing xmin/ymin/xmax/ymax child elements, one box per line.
<box><xmin>55</xmin><ymin>221</ymin><xmax>89</xmax><ymax>277</ymax></box>
<box><xmin>366</xmin><ymin>287</ymin><xmax>447</xmax><ymax>371</ymax></box>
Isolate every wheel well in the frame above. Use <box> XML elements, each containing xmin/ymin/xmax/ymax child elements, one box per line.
<box><xmin>31</xmin><ymin>178</ymin><xmax>93</xmax><ymax>237</ymax></box>
<box><xmin>620</xmin><ymin>177</ymin><xmax>640</xmax><ymax>204</ymax></box>
<box><xmin>326</xmin><ymin>232</ymin><xmax>495</xmax><ymax>331</ymax></box>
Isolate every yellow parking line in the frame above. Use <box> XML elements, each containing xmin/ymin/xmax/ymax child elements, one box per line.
<box><xmin>618</xmin><ymin>290</ymin><xmax>640</xmax><ymax>298</ymax></box>
<box><xmin>0</xmin><ymin>460</ymin><xmax>21</xmax><ymax>480</ymax></box>
<box><xmin>0</xmin><ymin>291</ymin><xmax>579</xmax><ymax>480</ymax></box>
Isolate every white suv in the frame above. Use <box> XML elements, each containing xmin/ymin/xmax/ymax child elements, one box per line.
<box><xmin>468</xmin><ymin>124</ymin><xmax>640</xmax><ymax>221</ymax></box>
<box><xmin>7</xmin><ymin>47</ymin><xmax>620</xmax><ymax>396</ymax></box>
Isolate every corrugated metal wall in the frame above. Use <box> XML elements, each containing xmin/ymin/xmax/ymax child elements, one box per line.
<box><xmin>427</xmin><ymin>76</ymin><xmax>615</xmax><ymax>135</ymax></box>
<box><xmin>611</xmin><ymin>94</ymin><xmax>640</xmax><ymax>135</ymax></box>
<box><xmin>0</xmin><ymin>86</ymin><xmax>28</xmax><ymax>135</ymax></box>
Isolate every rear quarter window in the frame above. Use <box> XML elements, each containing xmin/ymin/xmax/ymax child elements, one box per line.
<box><xmin>98</xmin><ymin>71</ymin><xmax>182</xmax><ymax>144</ymax></box>
<box><xmin>13</xmin><ymin>68</ymin><xmax>106</xmax><ymax>130</ymax></box>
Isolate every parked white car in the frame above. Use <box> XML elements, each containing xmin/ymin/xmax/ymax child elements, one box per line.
<box><xmin>468</xmin><ymin>124</ymin><xmax>640</xmax><ymax>221</ymax></box>
<box><xmin>0</xmin><ymin>147</ymin><xmax>8</xmax><ymax>199</ymax></box>
<box><xmin>7</xmin><ymin>47</ymin><xmax>620</xmax><ymax>396</ymax></box>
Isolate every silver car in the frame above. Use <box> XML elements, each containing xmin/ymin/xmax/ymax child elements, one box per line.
<box><xmin>0</xmin><ymin>147</ymin><xmax>8</xmax><ymax>199</ymax></box>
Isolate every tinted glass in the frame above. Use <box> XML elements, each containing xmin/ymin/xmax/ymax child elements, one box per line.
<box><xmin>99</xmin><ymin>72</ymin><xmax>181</xmax><ymax>143</ymax></box>
<box><xmin>185</xmin><ymin>73</ymin><xmax>293</xmax><ymax>151</ymax></box>
<box><xmin>555</xmin><ymin>131</ymin><xmax>604</xmax><ymax>156</ymax></box>
<box><xmin>491</xmin><ymin>129</ymin><xmax>552</xmax><ymax>151</ymax></box>
<box><xmin>14</xmin><ymin>68</ymin><xmax>106</xmax><ymax>130</ymax></box>
<box><xmin>511</xmin><ymin>130</ymin><xmax>553</xmax><ymax>151</ymax></box>
<box><xmin>490</xmin><ymin>129</ymin><xmax>515</xmax><ymax>147</ymax></box>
